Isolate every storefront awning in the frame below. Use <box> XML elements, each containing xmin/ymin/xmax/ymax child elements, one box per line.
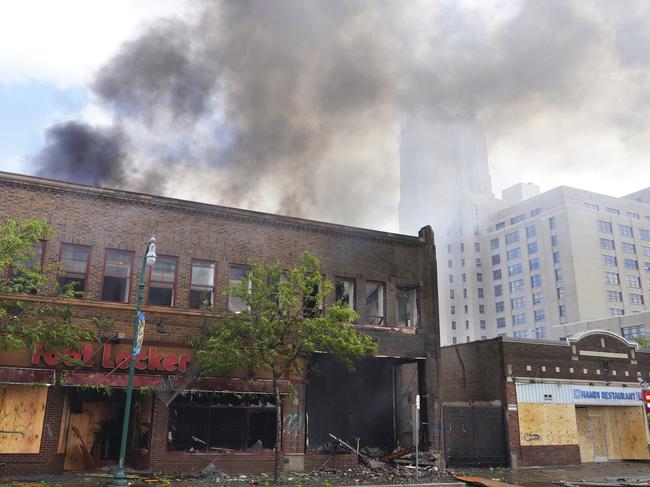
<box><xmin>0</xmin><ymin>366</ymin><xmax>55</xmax><ymax>385</ymax></box>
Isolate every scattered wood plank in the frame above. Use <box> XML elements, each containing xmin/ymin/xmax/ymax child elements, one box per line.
<box><xmin>380</xmin><ymin>446</ymin><xmax>416</xmax><ymax>462</ymax></box>
<box><xmin>456</xmin><ymin>475</ymin><xmax>524</xmax><ymax>487</ymax></box>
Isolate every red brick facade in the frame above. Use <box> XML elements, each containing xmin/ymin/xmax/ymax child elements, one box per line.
<box><xmin>0</xmin><ymin>172</ymin><xmax>441</xmax><ymax>475</ymax></box>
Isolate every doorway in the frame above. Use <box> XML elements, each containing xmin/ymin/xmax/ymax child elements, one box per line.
<box><xmin>589</xmin><ymin>415</ymin><xmax>608</xmax><ymax>462</ymax></box>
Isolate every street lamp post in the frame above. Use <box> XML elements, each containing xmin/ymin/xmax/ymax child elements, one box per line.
<box><xmin>112</xmin><ymin>237</ymin><xmax>157</xmax><ymax>486</ymax></box>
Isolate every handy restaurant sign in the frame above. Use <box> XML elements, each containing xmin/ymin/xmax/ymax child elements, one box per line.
<box><xmin>571</xmin><ymin>385</ymin><xmax>641</xmax><ymax>406</ymax></box>
<box><xmin>30</xmin><ymin>343</ymin><xmax>191</xmax><ymax>373</ymax></box>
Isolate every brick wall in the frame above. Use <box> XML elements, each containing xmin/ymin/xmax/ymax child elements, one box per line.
<box><xmin>519</xmin><ymin>445</ymin><xmax>581</xmax><ymax>466</ymax></box>
<box><xmin>0</xmin><ymin>387</ymin><xmax>65</xmax><ymax>476</ymax></box>
<box><xmin>0</xmin><ymin>173</ymin><xmax>441</xmax><ymax>474</ymax></box>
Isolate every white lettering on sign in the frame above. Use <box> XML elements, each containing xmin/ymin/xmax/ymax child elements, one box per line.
<box><xmin>572</xmin><ymin>385</ymin><xmax>641</xmax><ymax>406</ymax></box>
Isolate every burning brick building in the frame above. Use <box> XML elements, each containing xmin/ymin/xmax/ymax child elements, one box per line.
<box><xmin>0</xmin><ymin>171</ymin><xmax>441</xmax><ymax>476</ymax></box>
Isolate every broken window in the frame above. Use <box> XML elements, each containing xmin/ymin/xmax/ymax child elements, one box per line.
<box><xmin>228</xmin><ymin>264</ymin><xmax>250</xmax><ymax>313</ymax></box>
<box><xmin>364</xmin><ymin>281</ymin><xmax>384</xmax><ymax>325</ymax></box>
<box><xmin>168</xmin><ymin>393</ymin><xmax>276</xmax><ymax>452</ymax></box>
<box><xmin>9</xmin><ymin>240</ymin><xmax>45</xmax><ymax>293</ymax></box>
<box><xmin>190</xmin><ymin>260</ymin><xmax>215</xmax><ymax>309</ymax></box>
<box><xmin>396</xmin><ymin>286</ymin><xmax>418</xmax><ymax>327</ymax></box>
<box><xmin>335</xmin><ymin>277</ymin><xmax>355</xmax><ymax>311</ymax></box>
<box><xmin>148</xmin><ymin>255</ymin><xmax>177</xmax><ymax>306</ymax></box>
<box><xmin>102</xmin><ymin>249</ymin><xmax>134</xmax><ymax>303</ymax></box>
<box><xmin>303</xmin><ymin>282</ymin><xmax>322</xmax><ymax>317</ymax></box>
<box><xmin>59</xmin><ymin>243</ymin><xmax>91</xmax><ymax>295</ymax></box>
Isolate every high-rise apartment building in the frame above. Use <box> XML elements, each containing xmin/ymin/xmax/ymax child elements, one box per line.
<box><xmin>399</xmin><ymin>117</ymin><xmax>650</xmax><ymax>344</ymax></box>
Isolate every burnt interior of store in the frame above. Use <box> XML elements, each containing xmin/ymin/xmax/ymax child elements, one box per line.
<box><xmin>167</xmin><ymin>392</ymin><xmax>276</xmax><ymax>452</ymax></box>
<box><xmin>306</xmin><ymin>355</ymin><xmax>421</xmax><ymax>454</ymax></box>
<box><xmin>62</xmin><ymin>389</ymin><xmax>153</xmax><ymax>471</ymax></box>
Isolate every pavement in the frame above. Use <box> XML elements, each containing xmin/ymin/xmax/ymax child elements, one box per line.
<box><xmin>3</xmin><ymin>461</ymin><xmax>650</xmax><ymax>487</ymax></box>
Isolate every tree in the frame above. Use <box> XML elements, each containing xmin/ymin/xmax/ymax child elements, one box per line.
<box><xmin>194</xmin><ymin>252</ymin><xmax>378</xmax><ymax>482</ymax></box>
<box><xmin>0</xmin><ymin>218</ymin><xmax>97</xmax><ymax>357</ymax></box>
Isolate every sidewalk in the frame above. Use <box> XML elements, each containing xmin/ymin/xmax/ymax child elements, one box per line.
<box><xmin>457</xmin><ymin>460</ymin><xmax>650</xmax><ymax>486</ymax></box>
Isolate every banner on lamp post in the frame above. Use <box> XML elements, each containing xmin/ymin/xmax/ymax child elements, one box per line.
<box><xmin>133</xmin><ymin>312</ymin><xmax>145</xmax><ymax>356</ymax></box>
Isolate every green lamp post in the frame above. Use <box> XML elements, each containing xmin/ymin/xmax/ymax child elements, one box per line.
<box><xmin>112</xmin><ymin>236</ymin><xmax>157</xmax><ymax>485</ymax></box>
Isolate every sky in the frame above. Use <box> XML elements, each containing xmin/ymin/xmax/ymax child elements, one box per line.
<box><xmin>1</xmin><ymin>0</ymin><xmax>650</xmax><ymax>233</ymax></box>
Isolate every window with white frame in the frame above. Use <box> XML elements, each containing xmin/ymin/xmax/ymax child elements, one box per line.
<box><xmin>526</xmin><ymin>225</ymin><xmax>536</xmax><ymax>238</ymax></box>
<box><xmin>507</xmin><ymin>248</ymin><xmax>521</xmax><ymax>261</ymax></box>
<box><xmin>512</xmin><ymin>313</ymin><xmax>527</xmax><ymax>326</ymax></box>
<box><xmin>640</xmin><ymin>229</ymin><xmax>650</xmax><ymax>241</ymax></box>
<box><xmin>607</xmin><ymin>290</ymin><xmax>623</xmax><ymax>302</ymax></box>
<box><xmin>600</xmin><ymin>238</ymin><xmax>615</xmax><ymax>250</ymax></box>
<box><xmin>621</xmin><ymin>242</ymin><xmax>636</xmax><ymax>254</ymax></box>
<box><xmin>625</xmin><ymin>275</ymin><xmax>641</xmax><ymax>288</ymax></box>
<box><xmin>510</xmin><ymin>279</ymin><xmax>524</xmax><ymax>293</ymax></box>
<box><xmin>597</xmin><ymin>220</ymin><xmax>613</xmax><ymax>233</ymax></box>
<box><xmin>642</xmin><ymin>246</ymin><xmax>650</xmax><ymax>257</ymax></box>
<box><xmin>605</xmin><ymin>207</ymin><xmax>620</xmax><ymax>215</ymax></box>
<box><xmin>511</xmin><ymin>214</ymin><xmax>525</xmax><ymax>225</ymax></box>
<box><xmin>494</xmin><ymin>284</ymin><xmax>503</xmax><ymax>297</ymax></box>
<box><xmin>527</xmin><ymin>242</ymin><xmax>538</xmax><ymax>254</ymax></box>
<box><xmin>602</xmin><ymin>255</ymin><xmax>618</xmax><ymax>267</ymax></box>
<box><xmin>555</xmin><ymin>268</ymin><xmax>562</xmax><ymax>282</ymax></box>
<box><xmin>549</xmin><ymin>217</ymin><xmax>556</xmax><ymax>230</ymax></box>
<box><xmin>584</xmin><ymin>202</ymin><xmax>599</xmax><ymax>211</ymax></box>
<box><xmin>493</xmin><ymin>269</ymin><xmax>502</xmax><ymax>281</ymax></box>
<box><xmin>511</xmin><ymin>296</ymin><xmax>526</xmax><ymax>309</ymax></box>
<box><xmin>495</xmin><ymin>301</ymin><xmax>505</xmax><ymax>313</ymax></box>
<box><xmin>514</xmin><ymin>329</ymin><xmax>529</xmax><ymax>338</ymax></box>
<box><xmin>531</xmin><ymin>207</ymin><xmax>541</xmax><ymax>217</ymax></box>
<box><xmin>492</xmin><ymin>254</ymin><xmax>501</xmax><ymax>265</ymax></box>
<box><xmin>553</xmin><ymin>251</ymin><xmax>560</xmax><ymax>264</ymax></box>
<box><xmin>534</xmin><ymin>309</ymin><xmax>545</xmax><ymax>322</ymax></box>
<box><xmin>532</xmin><ymin>292</ymin><xmax>544</xmax><ymax>305</ymax></box>
<box><xmin>506</xmin><ymin>230</ymin><xmax>519</xmax><ymax>245</ymax></box>
<box><xmin>625</xmin><ymin>211</ymin><xmax>640</xmax><ymax>219</ymax></box>
<box><xmin>557</xmin><ymin>287</ymin><xmax>565</xmax><ymax>299</ymax></box>
<box><xmin>478</xmin><ymin>288</ymin><xmax>484</xmax><ymax>298</ymax></box>
<box><xmin>531</xmin><ymin>274</ymin><xmax>542</xmax><ymax>288</ymax></box>
<box><xmin>508</xmin><ymin>263</ymin><xmax>523</xmax><ymax>276</ymax></box>
<box><xmin>624</xmin><ymin>258</ymin><xmax>638</xmax><ymax>270</ymax></box>
<box><xmin>551</xmin><ymin>235</ymin><xmax>559</xmax><ymax>247</ymax></box>
<box><xmin>604</xmin><ymin>272</ymin><xmax>620</xmax><ymax>285</ymax></box>
<box><xmin>491</xmin><ymin>238</ymin><xmax>499</xmax><ymax>250</ymax></box>
<box><xmin>629</xmin><ymin>293</ymin><xmax>644</xmax><ymax>305</ymax></box>
<box><xmin>529</xmin><ymin>258</ymin><xmax>540</xmax><ymax>271</ymax></box>
<box><xmin>608</xmin><ymin>308</ymin><xmax>624</xmax><ymax>316</ymax></box>
<box><xmin>534</xmin><ymin>327</ymin><xmax>547</xmax><ymax>339</ymax></box>
<box><xmin>621</xmin><ymin>325</ymin><xmax>646</xmax><ymax>340</ymax></box>
<box><xmin>497</xmin><ymin>317</ymin><xmax>506</xmax><ymax>328</ymax></box>
<box><xmin>620</xmin><ymin>224</ymin><xmax>634</xmax><ymax>238</ymax></box>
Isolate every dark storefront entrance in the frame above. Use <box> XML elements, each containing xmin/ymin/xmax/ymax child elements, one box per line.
<box><xmin>443</xmin><ymin>404</ymin><xmax>507</xmax><ymax>467</ymax></box>
<box><xmin>61</xmin><ymin>388</ymin><xmax>153</xmax><ymax>471</ymax></box>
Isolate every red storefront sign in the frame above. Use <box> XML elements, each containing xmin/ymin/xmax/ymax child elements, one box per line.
<box><xmin>31</xmin><ymin>343</ymin><xmax>191</xmax><ymax>373</ymax></box>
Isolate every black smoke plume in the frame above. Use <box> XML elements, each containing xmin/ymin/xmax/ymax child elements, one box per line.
<box><xmin>32</xmin><ymin>0</ymin><xmax>650</xmax><ymax>228</ymax></box>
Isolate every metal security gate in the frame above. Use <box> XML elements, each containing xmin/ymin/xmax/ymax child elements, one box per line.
<box><xmin>443</xmin><ymin>405</ymin><xmax>507</xmax><ymax>467</ymax></box>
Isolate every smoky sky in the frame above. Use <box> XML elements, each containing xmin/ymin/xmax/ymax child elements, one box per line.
<box><xmin>32</xmin><ymin>0</ymin><xmax>650</xmax><ymax>229</ymax></box>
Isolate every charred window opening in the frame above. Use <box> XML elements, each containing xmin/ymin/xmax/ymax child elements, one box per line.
<box><xmin>9</xmin><ymin>240</ymin><xmax>45</xmax><ymax>294</ymax></box>
<box><xmin>190</xmin><ymin>260</ymin><xmax>215</xmax><ymax>309</ymax></box>
<box><xmin>334</xmin><ymin>277</ymin><xmax>355</xmax><ymax>311</ymax></box>
<box><xmin>364</xmin><ymin>281</ymin><xmax>385</xmax><ymax>325</ymax></box>
<box><xmin>59</xmin><ymin>243</ymin><xmax>91</xmax><ymax>295</ymax></box>
<box><xmin>306</xmin><ymin>355</ymin><xmax>402</xmax><ymax>454</ymax></box>
<box><xmin>149</xmin><ymin>255</ymin><xmax>177</xmax><ymax>306</ymax></box>
<box><xmin>303</xmin><ymin>283</ymin><xmax>322</xmax><ymax>317</ymax></box>
<box><xmin>228</xmin><ymin>264</ymin><xmax>250</xmax><ymax>313</ymax></box>
<box><xmin>168</xmin><ymin>393</ymin><xmax>276</xmax><ymax>452</ymax></box>
<box><xmin>102</xmin><ymin>249</ymin><xmax>133</xmax><ymax>303</ymax></box>
<box><xmin>396</xmin><ymin>286</ymin><xmax>419</xmax><ymax>327</ymax></box>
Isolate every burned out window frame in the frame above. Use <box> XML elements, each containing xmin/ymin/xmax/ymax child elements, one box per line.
<box><xmin>100</xmin><ymin>248</ymin><xmax>135</xmax><ymax>304</ymax></box>
<box><xmin>58</xmin><ymin>242</ymin><xmax>92</xmax><ymax>296</ymax></box>
<box><xmin>395</xmin><ymin>285</ymin><xmax>419</xmax><ymax>328</ymax></box>
<box><xmin>147</xmin><ymin>254</ymin><xmax>178</xmax><ymax>307</ymax></box>
<box><xmin>167</xmin><ymin>393</ymin><xmax>276</xmax><ymax>453</ymax></box>
<box><xmin>8</xmin><ymin>240</ymin><xmax>47</xmax><ymax>294</ymax></box>
<box><xmin>364</xmin><ymin>280</ymin><xmax>385</xmax><ymax>326</ymax></box>
<box><xmin>189</xmin><ymin>259</ymin><xmax>216</xmax><ymax>309</ymax></box>
<box><xmin>334</xmin><ymin>276</ymin><xmax>356</xmax><ymax>312</ymax></box>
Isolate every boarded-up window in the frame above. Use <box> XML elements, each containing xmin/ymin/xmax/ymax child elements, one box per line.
<box><xmin>0</xmin><ymin>385</ymin><xmax>47</xmax><ymax>453</ymax></box>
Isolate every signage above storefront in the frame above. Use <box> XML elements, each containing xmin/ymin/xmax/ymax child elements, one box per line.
<box><xmin>571</xmin><ymin>385</ymin><xmax>641</xmax><ymax>406</ymax></box>
<box><xmin>30</xmin><ymin>343</ymin><xmax>191</xmax><ymax>373</ymax></box>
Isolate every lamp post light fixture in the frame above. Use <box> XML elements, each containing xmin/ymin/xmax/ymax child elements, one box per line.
<box><xmin>112</xmin><ymin>236</ymin><xmax>157</xmax><ymax>486</ymax></box>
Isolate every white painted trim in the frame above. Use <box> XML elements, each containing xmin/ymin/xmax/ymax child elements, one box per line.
<box><xmin>579</xmin><ymin>350</ymin><xmax>628</xmax><ymax>359</ymax></box>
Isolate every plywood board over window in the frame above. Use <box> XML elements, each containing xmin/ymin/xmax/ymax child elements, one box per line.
<box><xmin>0</xmin><ymin>384</ymin><xmax>47</xmax><ymax>453</ymax></box>
<box><xmin>518</xmin><ymin>403</ymin><xmax>579</xmax><ymax>446</ymax></box>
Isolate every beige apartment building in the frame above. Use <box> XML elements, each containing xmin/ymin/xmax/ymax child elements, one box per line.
<box><xmin>399</xmin><ymin>112</ymin><xmax>650</xmax><ymax>344</ymax></box>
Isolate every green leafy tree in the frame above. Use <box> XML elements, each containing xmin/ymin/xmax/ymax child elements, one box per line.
<box><xmin>194</xmin><ymin>252</ymin><xmax>378</xmax><ymax>482</ymax></box>
<box><xmin>0</xmin><ymin>218</ymin><xmax>97</xmax><ymax>356</ymax></box>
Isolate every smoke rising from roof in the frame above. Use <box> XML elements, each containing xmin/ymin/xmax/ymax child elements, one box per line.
<box><xmin>33</xmin><ymin>0</ymin><xmax>650</xmax><ymax>230</ymax></box>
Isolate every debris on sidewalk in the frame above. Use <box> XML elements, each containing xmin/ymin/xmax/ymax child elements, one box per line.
<box><xmin>456</xmin><ymin>476</ymin><xmax>523</xmax><ymax>487</ymax></box>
